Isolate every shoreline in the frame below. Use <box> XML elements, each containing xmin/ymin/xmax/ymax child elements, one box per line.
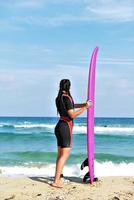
<box><xmin>0</xmin><ymin>176</ymin><xmax>134</xmax><ymax>200</ymax></box>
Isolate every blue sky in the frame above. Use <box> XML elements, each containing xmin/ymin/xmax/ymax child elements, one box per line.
<box><xmin>0</xmin><ymin>0</ymin><xmax>134</xmax><ymax>117</ymax></box>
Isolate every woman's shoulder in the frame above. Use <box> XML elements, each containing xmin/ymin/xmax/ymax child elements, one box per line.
<box><xmin>62</xmin><ymin>94</ymin><xmax>74</xmax><ymax>104</ymax></box>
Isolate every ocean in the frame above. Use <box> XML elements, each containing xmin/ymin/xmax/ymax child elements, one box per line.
<box><xmin>0</xmin><ymin>117</ymin><xmax>134</xmax><ymax>177</ymax></box>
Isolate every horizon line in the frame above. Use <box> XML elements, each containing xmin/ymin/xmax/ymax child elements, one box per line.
<box><xmin>0</xmin><ymin>116</ymin><xmax>133</xmax><ymax>118</ymax></box>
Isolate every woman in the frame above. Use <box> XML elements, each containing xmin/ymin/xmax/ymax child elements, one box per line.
<box><xmin>52</xmin><ymin>79</ymin><xmax>91</xmax><ymax>188</ymax></box>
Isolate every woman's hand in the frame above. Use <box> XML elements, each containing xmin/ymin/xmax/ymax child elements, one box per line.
<box><xmin>85</xmin><ymin>100</ymin><xmax>92</xmax><ymax>109</ymax></box>
<box><xmin>67</xmin><ymin>100</ymin><xmax>92</xmax><ymax>119</ymax></box>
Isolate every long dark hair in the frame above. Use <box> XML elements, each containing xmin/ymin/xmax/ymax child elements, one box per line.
<box><xmin>56</xmin><ymin>79</ymin><xmax>72</xmax><ymax>112</ymax></box>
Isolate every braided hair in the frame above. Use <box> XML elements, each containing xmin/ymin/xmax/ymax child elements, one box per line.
<box><xmin>56</xmin><ymin>79</ymin><xmax>72</xmax><ymax>114</ymax></box>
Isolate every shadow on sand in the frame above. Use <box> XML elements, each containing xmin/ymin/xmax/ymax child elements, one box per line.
<box><xmin>29</xmin><ymin>176</ymin><xmax>83</xmax><ymax>185</ymax></box>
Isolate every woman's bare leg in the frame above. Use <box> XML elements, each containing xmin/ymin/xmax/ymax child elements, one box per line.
<box><xmin>53</xmin><ymin>147</ymin><xmax>71</xmax><ymax>187</ymax></box>
<box><xmin>56</xmin><ymin>147</ymin><xmax>62</xmax><ymax>161</ymax></box>
<box><xmin>55</xmin><ymin>147</ymin><xmax>62</xmax><ymax>176</ymax></box>
<box><xmin>56</xmin><ymin>147</ymin><xmax>63</xmax><ymax>177</ymax></box>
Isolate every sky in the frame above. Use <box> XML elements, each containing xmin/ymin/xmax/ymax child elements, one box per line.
<box><xmin>0</xmin><ymin>0</ymin><xmax>134</xmax><ymax>117</ymax></box>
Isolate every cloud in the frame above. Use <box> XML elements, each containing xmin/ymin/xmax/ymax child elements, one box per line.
<box><xmin>17</xmin><ymin>0</ymin><xmax>134</xmax><ymax>25</ymax></box>
<box><xmin>0</xmin><ymin>68</ymin><xmax>52</xmax><ymax>91</ymax></box>
<box><xmin>0</xmin><ymin>66</ymin><xmax>87</xmax><ymax>116</ymax></box>
<box><xmin>1</xmin><ymin>1</ymin><xmax>134</xmax><ymax>30</ymax></box>
<box><xmin>0</xmin><ymin>43</ymin><xmax>52</xmax><ymax>69</ymax></box>
<box><xmin>86</xmin><ymin>0</ymin><xmax>134</xmax><ymax>22</ymax></box>
<box><xmin>98</xmin><ymin>58</ymin><xmax>134</xmax><ymax>65</ymax></box>
<box><xmin>66</xmin><ymin>57</ymin><xmax>134</xmax><ymax>66</ymax></box>
<box><xmin>0</xmin><ymin>43</ymin><xmax>51</xmax><ymax>53</ymax></box>
<box><xmin>0</xmin><ymin>61</ymin><xmax>134</xmax><ymax>116</ymax></box>
<box><xmin>10</xmin><ymin>15</ymin><xmax>86</xmax><ymax>27</ymax></box>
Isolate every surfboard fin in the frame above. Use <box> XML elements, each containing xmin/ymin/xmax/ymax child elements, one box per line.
<box><xmin>81</xmin><ymin>158</ymin><xmax>88</xmax><ymax>170</ymax></box>
<box><xmin>83</xmin><ymin>172</ymin><xmax>89</xmax><ymax>182</ymax></box>
<box><xmin>60</xmin><ymin>174</ymin><xmax>64</xmax><ymax>178</ymax></box>
<box><xmin>83</xmin><ymin>172</ymin><xmax>98</xmax><ymax>183</ymax></box>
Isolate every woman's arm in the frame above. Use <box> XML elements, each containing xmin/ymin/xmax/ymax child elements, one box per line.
<box><xmin>68</xmin><ymin>100</ymin><xmax>92</xmax><ymax>119</ymax></box>
<box><xmin>68</xmin><ymin>107</ymin><xmax>86</xmax><ymax>119</ymax></box>
<box><xmin>74</xmin><ymin>103</ymin><xmax>86</xmax><ymax>109</ymax></box>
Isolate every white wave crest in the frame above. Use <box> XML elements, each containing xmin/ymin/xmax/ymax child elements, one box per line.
<box><xmin>95</xmin><ymin>126</ymin><xmax>134</xmax><ymax>133</ymax></box>
<box><xmin>95</xmin><ymin>161</ymin><xmax>134</xmax><ymax>177</ymax></box>
<box><xmin>0</xmin><ymin>122</ymin><xmax>134</xmax><ymax>135</ymax></box>
<box><xmin>14</xmin><ymin>124</ymin><xmax>56</xmax><ymax>129</ymax></box>
<box><xmin>14</xmin><ymin>124</ymin><xmax>134</xmax><ymax>134</ymax></box>
<box><xmin>73</xmin><ymin>126</ymin><xmax>134</xmax><ymax>135</ymax></box>
<box><xmin>0</xmin><ymin>161</ymin><xmax>134</xmax><ymax>177</ymax></box>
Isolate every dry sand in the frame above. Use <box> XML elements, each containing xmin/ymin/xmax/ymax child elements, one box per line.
<box><xmin>0</xmin><ymin>176</ymin><xmax>134</xmax><ymax>200</ymax></box>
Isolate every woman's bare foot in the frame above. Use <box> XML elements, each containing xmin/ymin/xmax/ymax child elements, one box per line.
<box><xmin>51</xmin><ymin>182</ymin><xmax>63</xmax><ymax>188</ymax></box>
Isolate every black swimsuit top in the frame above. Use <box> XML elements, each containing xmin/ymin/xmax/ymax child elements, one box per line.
<box><xmin>56</xmin><ymin>94</ymin><xmax>74</xmax><ymax>120</ymax></box>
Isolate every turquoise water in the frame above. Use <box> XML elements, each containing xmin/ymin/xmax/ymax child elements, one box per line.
<box><xmin>0</xmin><ymin>117</ymin><xmax>134</xmax><ymax>176</ymax></box>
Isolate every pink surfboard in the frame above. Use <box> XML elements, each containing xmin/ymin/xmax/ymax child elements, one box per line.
<box><xmin>87</xmin><ymin>47</ymin><xmax>99</xmax><ymax>184</ymax></box>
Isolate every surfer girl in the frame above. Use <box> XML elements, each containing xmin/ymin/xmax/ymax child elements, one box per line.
<box><xmin>51</xmin><ymin>79</ymin><xmax>92</xmax><ymax>188</ymax></box>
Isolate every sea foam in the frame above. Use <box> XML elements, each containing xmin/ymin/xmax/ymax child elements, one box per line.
<box><xmin>0</xmin><ymin>122</ymin><xmax>134</xmax><ymax>135</ymax></box>
<box><xmin>0</xmin><ymin>161</ymin><xmax>134</xmax><ymax>177</ymax></box>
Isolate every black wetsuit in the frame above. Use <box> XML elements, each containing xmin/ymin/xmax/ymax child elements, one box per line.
<box><xmin>55</xmin><ymin>94</ymin><xmax>74</xmax><ymax>148</ymax></box>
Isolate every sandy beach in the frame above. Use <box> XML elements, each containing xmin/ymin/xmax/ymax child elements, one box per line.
<box><xmin>0</xmin><ymin>176</ymin><xmax>134</xmax><ymax>200</ymax></box>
